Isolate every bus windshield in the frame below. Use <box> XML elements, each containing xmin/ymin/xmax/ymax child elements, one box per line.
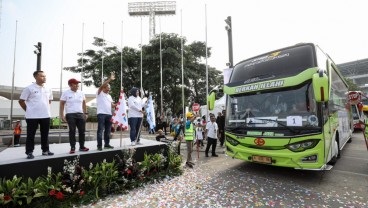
<box><xmin>225</xmin><ymin>82</ymin><xmax>321</xmax><ymax>136</ymax></box>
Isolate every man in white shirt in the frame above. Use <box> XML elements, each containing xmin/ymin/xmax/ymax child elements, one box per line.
<box><xmin>128</xmin><ymin>87</ymin><xmax>145</xmax><ymax>146</ymax></box>
<box><xmin>19</xmin><ymin>71</ymin><xmax>54</xmax><ymax>159</ymax></box>
<box><xmin>96</xmin><ymin>73</ymin><xmax>117</xmax><ymax>150</ymax></box>
<box><xmin>205</xmin><ymin>115</ymin><xmax>219</xmax><ymax>157</ymax></box>
<box><xmin>60</xmin><ymin>78</ymin><xmax>89</xmax><ymax>154</ymax></box>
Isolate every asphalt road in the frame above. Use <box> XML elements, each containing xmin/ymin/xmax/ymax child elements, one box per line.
<box><xmin>88</xmin><ymin>132</ymin><xmax>368</xmax><ymax>207</ymax></box>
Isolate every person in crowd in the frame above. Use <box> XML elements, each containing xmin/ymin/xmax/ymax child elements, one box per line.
<box><xmin>216</xmin><ymin>112</ymin><xmax>222</xmax><ymax>124</ymax></box>
<box><xmin>156</xmin><ymin>129</ymin><xmax>167</xmax><ymax>141</ymax></box>
<box><xmin>205</xmin><ymin>115</ymin><xmax>219</xmax><ymax>157</ymax></box>
<box><xmin>128</xmin><ymin>87</ymin><xmax>145</xmax><ymax>146</ymax></box>
<box><xmin>19</xmin><ymin>71</ymin><xmax>54</xmax><ymax>159</ymax></box>
<box><xmin>60</xmin><ymin>78</ymin><xmax>89</xmax><ymax>154</ymax></box>
<box><xmin>96</xmin><ymin>73</ymin><xmax>117</xmax><ymax>151</ymax></box>
<box><xmin>13</xmin><ymin>120</ymin><xmax>21</xmax><ymax>147</ymax></box>
<box><xmin>195</xmin><ymin>120</ymin><xmax>204</xmax><ymax>149</ymax></box>
<box><xmin>218</xmin><ymin>110</ymin><xmax>226</xmax><ymax>147</ymax></box>
<box><xmin>161</xmin><ymin>114</ymin><xmax>168</xmax><ymax>135</ymax></box>
<box><xmin>184</xmin><ymin>112</ymin><xmax>196</xmax><ymax>168</ymax></box>
<box><xmin>171</xmin><ymin>116</ymin><xmax>184</xmax><ymax>154</ymax></box>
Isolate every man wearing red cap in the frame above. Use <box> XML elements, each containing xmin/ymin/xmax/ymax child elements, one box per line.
<box><xmin>60</xmin><ymin>78</ymin><xmax>89</xmax><ymax>154</ymax></box>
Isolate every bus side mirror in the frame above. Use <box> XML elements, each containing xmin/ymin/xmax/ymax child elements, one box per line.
<box><xmin>208</xmin><ymin>91</ymin><xmax>216</xmax><ymax>110</ymax></box>
<box><xmin>312</xmin><ymin>72</ymin><xmax>329</xmax><ymax>102</ymax></box>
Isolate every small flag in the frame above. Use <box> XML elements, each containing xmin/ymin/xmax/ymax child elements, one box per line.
<box><xmin>111</xmin><ymin>90</ymin><xmax>129</xmax><ymax>130</ymax></box>
<box><xmin>146</xmin><ymin>95</ymin><xmax>155</xmax><ymax>131</ymax></box>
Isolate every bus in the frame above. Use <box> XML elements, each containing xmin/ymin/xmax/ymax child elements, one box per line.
<box><xmin>208</xmin><ymin>43</ymin><xmax>352</xmax><ymax>170</ymax></box>
<box><xmin>348</xmin><ymin>91</ymin><xmax>365</xmax><ymax>131</ymax></box>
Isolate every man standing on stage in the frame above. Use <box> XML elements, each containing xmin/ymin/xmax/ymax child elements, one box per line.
<box><xmin>128</xmin><ymin>87</ymin><xmax>145</xmax><ymax>146</ymax></box>
<box><xmin>19</xmin><ymin>71</ymin><xmax>54</xmax><ymax>159</ymax></box>
<box><xmin>96</xmin><ymin>73</ymin><xmax>116</xmax><ymax>151</ymax></box>
<box><xmin>60</xmin><ymin>78</ymin><xmax>89</xmax><ymax>154</ymax></box>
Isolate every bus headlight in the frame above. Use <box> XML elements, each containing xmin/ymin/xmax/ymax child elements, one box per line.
<box><xmin>226</xmin><ymin>136</ymin><xmax>240</xmax><ymax>146</ymax></box>
<box><xmin>285</xmin><ymin>139</ymin><xmax>319</xmax><ymax>152</ymax></box>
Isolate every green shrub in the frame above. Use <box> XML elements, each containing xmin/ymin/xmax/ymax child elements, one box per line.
<box><xmin>0</xmin><ymin>146</ymin><xmax>183</xmax><ymax>207</ymax></box>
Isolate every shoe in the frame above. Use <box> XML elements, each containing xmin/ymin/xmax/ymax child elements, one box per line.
<box><xmin>185</xmin><ymin>162</ymin><xmax>193</xmax><ymax>168</ymax></box>
<box><xmin>14</xmin><ymin>144</ymin><xmax>20</xmax><ymax>147</ymax></box>
<box><xmin>212</xmin><ymin>154</ymin><xmax>219</xmax><ymax>157</ymax></box>
<box><xmin>69</xmin><ymin>148</ymin><xmax>75</xmax><ymax>154</ymax></box>
<box><xmin>205</xmin><ymin>153</ymin><xmax>209</xmax><ymax>157</ymax></box>
<box><xmin>131</xmin><ymin>142</ymin><xmax>136</xmax><ymax>146</ymax></box>
<box><xmin>79</xmin><ymin>147</ymin><xmax>89</xmax><ymax>152</ymax></box>
<box><xmin>136</xmin><ymin>141</ymin><xmax>142</xmax><ymax>145</ymax></box>
<box><xmin>104</xmin><ymin>145</ymin><xmax>114</xmax><ymax>149</ymax></box>
<box><xmin>188</xmin><ymin>161</ymin><xmax>195</xmax><ymax>166</ymax></box>
<box><xmin>42</xmin><ymin>151</ymin><xmax>54</xmax><ymax>156</ymax></box>
<box><xmin>27</xmin><ymin>153</ymin><xmax>34</xmax><ymax>159</ymax></box>
<box><xmin>97</xmin><ymin>146</ymin><xmax>103</xmax><ymax>151</ymax></box>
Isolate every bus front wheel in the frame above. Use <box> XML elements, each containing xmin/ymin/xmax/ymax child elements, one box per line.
<box><xmin>328</xmin><ymin>136</ymin><xmax>340</xmax><ymax>165</ymax></box>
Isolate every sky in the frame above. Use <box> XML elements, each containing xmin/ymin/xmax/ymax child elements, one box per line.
<box><xmin>1</xmin><ymin>0</ymin><xmax>368</xmax><ymax>94</ymax></box>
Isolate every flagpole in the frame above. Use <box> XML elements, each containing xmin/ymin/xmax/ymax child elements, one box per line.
<box><xmin>120</xmin><ymin>21</ymin><xmax>124</xmax><ymax>147</ymax></box>
<box><xmin>140</xmin><ymin>18</ymin><xmax>143</xmax><ymax>90</ymax></box>
<box><xmin>181</xmin><ymin>10</ymin><xmax>185</xmax><ymax>123</ymax></box>
<box><xmin>81</xmin><ymin>22</ymin><xmax>84</xmax><ymax>91</ymax></box>
<box><xmin>121</xmin><ymin>20</ymin><xmax>123</xmax><ymax>89</ymax></box>
<box><xmin>102</xmin><ymin>22</ymin><xmax>105</xmax><ymax>84</ymax></box>
<box><xmin>10</xmin><ymin>20</ymin><xmax>18</xmax><ymax>133</ymax></box>
<box><xmin>59</xmin><ymin>24</ymin><xmax>64</xmax><ymax>136</ymax></box>
<box><xmin>159</xmin><ymin>17</ymin><xmax>163</xmax><ymax>116</ymax></box>
<box><xmin>205</xmin><ymin>5</ymin><xmax>209</xmax><ymax>122</ymax></box>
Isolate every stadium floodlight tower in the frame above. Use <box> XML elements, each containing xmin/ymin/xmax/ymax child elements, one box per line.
<box><xmin>128</xmin><ymin>1</ymin><xmax>176</xmax><ymax>40</ymax></box>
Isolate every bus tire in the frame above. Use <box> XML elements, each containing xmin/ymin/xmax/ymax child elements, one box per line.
<box><xmin>328</xmin><ymin>135</ymin><xmax>340</xmax><ymax>165</ymax></box>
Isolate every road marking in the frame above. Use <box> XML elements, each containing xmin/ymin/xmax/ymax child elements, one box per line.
<box><xmin>333</xmin><ymin>169</ymin><xmax>368</xmax><ymax>177</ymax></box>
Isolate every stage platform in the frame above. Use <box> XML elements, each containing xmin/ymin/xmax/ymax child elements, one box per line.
<box><xmin>0</xmin><ymin>138</ymin><xmax>168</xmax><ymax>179</ymax></box>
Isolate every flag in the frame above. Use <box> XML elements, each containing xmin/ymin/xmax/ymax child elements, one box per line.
<box><xmin>146</xmin><ymin>95</ymin><xmax>155</xmax><ymax>130</ymax></box>
<box><xmin>111</xmin><ymin>90</ymin><xmax>129</xmax><ymax>130</ymax></box>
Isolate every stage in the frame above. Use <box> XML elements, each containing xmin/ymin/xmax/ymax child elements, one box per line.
<box><xmin>0</xmin><ymin>138</ymin><xmax>168</xmax><ymax>179</ymax></box>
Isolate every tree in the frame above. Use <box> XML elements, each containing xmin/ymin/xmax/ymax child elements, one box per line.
<box><xmin>344</xmin><ymin>77</ymin><xmax>361</xmax><ymax>91</ymax></box>
<box><xmin>64</xmin><ymin>33</ymin><xmax>222</xmax><ymax>117</ymax></box>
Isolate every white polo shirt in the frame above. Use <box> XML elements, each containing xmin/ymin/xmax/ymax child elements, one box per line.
<box><xmin>128</xmin><ymin>96</ymin><xmax>144</xmax><ymax>118</ymax></box>
<box><xmin>20</xmin><ymin>83</ymin><xmax>53</xmax><ymax>119</ymax></box>
<box><xmin>60</xmin><ymin>89</ymin><xmax>85</xmax><ymax>114</ymax></box>
<box><xmin>206</xmin><ymin>121</ymin><xmax>218</xmax><ymax>139</ymax></box>
<box><xmin>96</xmin><ymin>91</ymin><xmax>113</xmax><ymax>115</ymax></box>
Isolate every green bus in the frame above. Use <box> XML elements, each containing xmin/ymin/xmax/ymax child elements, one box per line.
<box><xmin>209</xmin><ymin>43</ymin><xmax>352</xmax><ymax>170</ymax></box>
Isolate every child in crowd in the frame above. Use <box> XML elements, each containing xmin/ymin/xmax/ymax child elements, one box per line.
<box><xmin>156</xmin><ymin>129</ymin><xmax>167</xmax><ymax>141</ymax></box>
<box><xmin>195</xmin><ymin>121</ymin><xmax>204</xmax><ymax>149</ymax></box>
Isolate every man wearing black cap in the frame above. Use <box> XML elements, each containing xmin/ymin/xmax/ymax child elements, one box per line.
<box><xmin>60</xmin><ymin>78</ymin><xmax>89</xmax><ymax>154</ymax></box>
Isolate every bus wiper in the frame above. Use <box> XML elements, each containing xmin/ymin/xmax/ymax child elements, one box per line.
<box><xmin>244</xmin><ymin>74</ymin><xmax>276</xmax><ymax>84</ymax></box>
<box><xmin>227</xmin><ymin>123</ymin><xmax>248</xmax><ymax>132</ymax></box>
<box><xmin>256</xmin><ymin>118</ymin><xmax>299</xmax><ymax>134</ymax></box>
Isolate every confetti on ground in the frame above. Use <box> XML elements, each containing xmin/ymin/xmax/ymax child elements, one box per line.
<box><xmin>82</xmin><ymin>160</ymin><xmax>368</xmax><ymax>208</ymax></box>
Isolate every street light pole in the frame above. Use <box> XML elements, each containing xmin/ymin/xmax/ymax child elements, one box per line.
<box><xmin>34</xmin><ymin>42</ymin><xmax>42</xmax><ymax>71</ymax></box>
<box><xmin>225</xmin><ymin>16</ymin><xmax>233</xmax><ymax>68</ymax></box>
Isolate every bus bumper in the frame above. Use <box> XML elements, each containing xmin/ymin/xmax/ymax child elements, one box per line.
<box><xmin>226</xmin><ymin>144</ymin><xmax>326</xmax><ymax>170</ymax></box>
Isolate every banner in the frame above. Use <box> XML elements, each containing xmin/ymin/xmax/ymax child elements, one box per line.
<box><xmin>146</xmin><ymin>95</ymin><xmax>156</xmax><ymax>130</ymax></box>
<box><xmin>111</xmin><ymin>90</ymin><xmax>129</xmax><ymax>130</ymax></box>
